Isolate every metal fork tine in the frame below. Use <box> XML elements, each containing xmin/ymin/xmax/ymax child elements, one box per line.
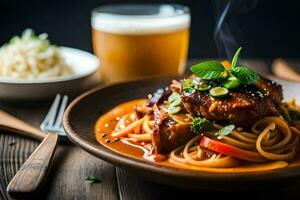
<box><xmin>54</xmin><ymin>95</ymin><xmax>68</xmax><ymax>129</ymax></box>
<box><xmin>41</xmin><ymin>94</ymin><xmax>61</xmax><ymax>130</ymax></box>
<box><xmin>48</xmin><ymin>95</ymin><xmax>61</xmax><ymax>127</ymax></box>
<box><xmin>40</xmin><ymin>94</ymin><xmax>69</xmax><ymax>137</ymax></box>
<box><xmin>40</xmin><ymin>94</ymin><xmax>61</xmax><ymax>131</ymax></box>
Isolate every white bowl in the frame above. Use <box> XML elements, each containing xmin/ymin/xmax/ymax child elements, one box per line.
<box><xmin>0</xmin><ymin>47</ymin><xmax>100</xmax><ymax>101</ymax></box>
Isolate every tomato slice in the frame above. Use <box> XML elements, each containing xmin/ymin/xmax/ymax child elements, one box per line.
<box><xmin>200</xmin><ymin>136</ymin><xmax>266</xmax><ymax>162</ymax></box>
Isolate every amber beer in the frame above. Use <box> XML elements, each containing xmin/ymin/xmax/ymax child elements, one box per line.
<box><xmin>91</xmin><ymin>4</ymin><xmax>190</xmax><ymax>82</ymax></box>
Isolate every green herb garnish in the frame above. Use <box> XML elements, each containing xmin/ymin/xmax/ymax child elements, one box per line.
<box><xmin>167</xmin><ymin>92</ymin><xmax>181</xmax><ymax>115</ymax></box>
<box><xmin>182</xmin><ymin>78</ymin><xmax>194</xmax><ymax>88</ymax></box>
<box><xmin>209</xmin><ymin>87</ymin><xmax>229</xmax><ymax>98</ymax></box>
<box><xmin>215</xmin><ymin>124</ymin><xmax>235</xmax><ymax>137</ymax></box>
<box><xmin>182</xmin><ymin>79</ymin><xmax>196</xmax><ymax>93</ymax></box>
<box><xmin>168</xmin><ymin>92</ymin><xmax>181</xmax><ymax>107</ymax></box>
<box><xmin>85</xmin><ymin>176</ymin><xmax>101</xmax><ymax>183</ymax></box>
<box><xmin>196</xmin><ymin>82</ymin><xmax>211</xmax><ymax>91</ymax></box>
<box><xmin>190</xmin><ymin>117</ymin><xmax>213</xmax><ymax>134</ymax></box>
<box><xmin>231</xmin><ymin>47</ymin><xmax>242</xmax><ymax>69</ymax></box>
<box><xmin>189</xmin><ymin>47</ymin><xmax>260</xmax><ymax>92</ymax></box>
<box><xmin>167</xmin><ymin>106</ymin><xmax>181</xmax><ymax>115</ymax></box>
<box><xmin>190</xmin><ymin>61</ymin><xmax>226</xmax><ymax>80</ymax></box>
<box><xmin>222</xmin><ymin>75</ymin><xmax>241</xmax><ymax>89</ymax></box>
<box><xmin>231</xmin><ymin>66</ymin><xmax>260</xmax><ymax>85</ymax></box>
<box><xmin>182</xmin><ymin>78</ymin><xmax>211</xmax><ymax>94</ymax></box>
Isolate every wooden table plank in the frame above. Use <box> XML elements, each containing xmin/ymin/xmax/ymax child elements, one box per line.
<box><xmin>43</xmin><ymin>145</ymin><xmax>119</xmax><ymax>200</ymax></box>
<box><xmin>116</xmin><ymin>168</ymin><xmax>163</xmax><ymax>200</ymax></box>
<box><xmin>0</xmin><ymin>133</ymin><xmax>120</xmax><ymax>200</ymax></box>
<box><xmin>0</xmin><ymin>103</ymin><xmax>47</xmax><ymax>200</ymax></box>
<box><xmin>0</xmin><ymin>133</ymin><xmax>39</xmax><ymax>200</ymax></box>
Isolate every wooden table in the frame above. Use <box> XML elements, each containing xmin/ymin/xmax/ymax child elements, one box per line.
<box><xmin>1</xmin><ymin>59</ymin><xmax>300</xmax><ymax>200</ymax></box>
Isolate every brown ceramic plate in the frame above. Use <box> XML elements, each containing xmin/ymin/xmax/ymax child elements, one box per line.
<box><xmin>63</xmin><ymin>76</ymin><xmax>300</xmax><ymax>190</ymax></box>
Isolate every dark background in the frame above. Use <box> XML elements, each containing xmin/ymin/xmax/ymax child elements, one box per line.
<box><xmin>0</xmin><ymin>0</ymin><xmax>299</xmax><ymax>58</ymax></box>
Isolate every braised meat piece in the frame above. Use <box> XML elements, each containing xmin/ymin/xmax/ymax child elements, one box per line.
<box><xmin>152</xmin><ymin>105</ymin><xmax>195</xmax><ymax>154</ymax></box>
<box><xmin>181</xmin><ymin>79</ymin><xmax>283</xmax><ymax>127</ymax></box>
<box><xmin>147</xmin><ymin>87</ymin><xmax>171</xmax><ymax>107</ymax></box>
<box><xmin>149</xmin><ymin>77</ymin><xmax>283</xmax><ymax>153</ymax></box>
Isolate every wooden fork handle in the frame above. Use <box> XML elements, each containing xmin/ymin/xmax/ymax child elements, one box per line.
<box><xmin>0</xmin><ymin>110</ymin><xmax>45</xmax><ymax>141</ymax></box>
<box><xmin>7</xmin><ymin>133</ymin><xmax>59</xmax><ymax>199</ymax></box>
<box><xmin>272</xmin><ymin>58</ymin><xmax>300</xmax><ymax>82</ymax></box>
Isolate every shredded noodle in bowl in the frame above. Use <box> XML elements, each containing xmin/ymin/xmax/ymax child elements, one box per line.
<box><xmin>0</xmin><ymin>29</ymin><xmax>74</xmax><ymax>80</ymax></box>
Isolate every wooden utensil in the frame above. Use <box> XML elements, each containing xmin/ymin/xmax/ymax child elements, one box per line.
<box><xmin>272</xmin><ymin>58</ymin><xmax>300</xmax><ymax>82</ymax></box>
<box><xmin>0</xmin><ymin>110</ymin><xmax>45</xmax><ymax>141</ymax></box>
<box><xmin>0</xmin><ymin>109</ymin><xmax>59</xmax><ymax>198</ymax></box>
<box><xmin>6</xmin><ymin>133</ymin><xmax>59</xmax><ymax>199</ymax></box>
<box><xmin>2</xmin><ymin>95</ymin><xmax>67</xmax><ymax>198</ymax></box>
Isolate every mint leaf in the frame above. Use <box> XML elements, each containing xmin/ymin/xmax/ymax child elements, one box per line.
<box><xmin>215</xmin><ymin>124</ymin><xmax>235</xmax><ymax>137</ymax></box>
<box><xmin>231</xmin><ymin>47</ymin><xmax>242</xmax><ymax>69</ymax></box>
<box><xmin>231</xmin><ymin>66</ymin><xmax>260</xmax><ymax>84</ymax></box>
<box><xmin>190</xmin><ymin>117</ymin><xmax>213</xmax><ymax>134</ymax></box>
<box><xmin>190</xmin><ymin>61</ymin><xmax>225</xmax><ymax>80</ymax></box>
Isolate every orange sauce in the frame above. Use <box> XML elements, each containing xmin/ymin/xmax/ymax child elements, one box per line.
<box><xmin>95</xmin><ymin>99</ymin><xmax>300</xmax><ymax>173</ymax></box>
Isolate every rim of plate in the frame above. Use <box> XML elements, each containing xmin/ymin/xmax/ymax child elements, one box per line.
<box><xmin>0</xmin><ymin>47</ymin><xmax>100</xmax><ymax>84</ymax></box>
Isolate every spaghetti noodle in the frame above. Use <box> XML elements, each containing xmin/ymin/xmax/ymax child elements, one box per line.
<box><xmin>95</xmin><ymin>97</ymin><xmax>300</xmax><ymax>171</ymax></box>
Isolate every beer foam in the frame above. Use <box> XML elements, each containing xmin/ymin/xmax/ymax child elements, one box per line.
<box><xmin>92</xmin><ymin>5</ymin><xmax>190</xmax><ymax>35</ymax></box>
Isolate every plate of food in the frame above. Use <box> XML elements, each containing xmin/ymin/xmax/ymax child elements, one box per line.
<box><xmin>63</xmin><ymin>48</ymin><xmax>300</xmax><ymax>189</ymax></box>
<box><xmin>0</xmin><ymin>29</ymin><xmax>100</xmax><ymax>101</ymax></box>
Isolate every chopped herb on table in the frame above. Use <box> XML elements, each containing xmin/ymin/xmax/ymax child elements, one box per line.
<box><xmin>85</xmin><ymin>176</ymin><xmax>101</xmax><ymax>183</ymax></box>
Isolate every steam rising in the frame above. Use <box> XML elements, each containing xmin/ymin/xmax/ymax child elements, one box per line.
<box><xmin>213</xmin><ymin>0</ymin><xmax>258</xmax><ymax>59</ymax></box>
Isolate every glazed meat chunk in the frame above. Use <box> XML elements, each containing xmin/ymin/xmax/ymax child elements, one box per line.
<box><xmin>180</xmin><ymin>79</ymin><xmax>283</xmax><ymax>127</ymax></box>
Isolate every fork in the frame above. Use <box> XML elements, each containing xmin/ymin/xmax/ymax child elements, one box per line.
<box><xmin>6</xmin><ymin>94</ymin><xmax>68</xmax><ymax>199</ymax></box>
<box><xmin>40</xmin><ymin>94</ymin><xmax>68</xmax><ymax>137</ymax></box>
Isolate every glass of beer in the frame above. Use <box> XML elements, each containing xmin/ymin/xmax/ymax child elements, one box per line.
<box><xmin>91</xmin><ymin>4</ymin><xmax>190</xmax><ymax>83</ymax></box>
